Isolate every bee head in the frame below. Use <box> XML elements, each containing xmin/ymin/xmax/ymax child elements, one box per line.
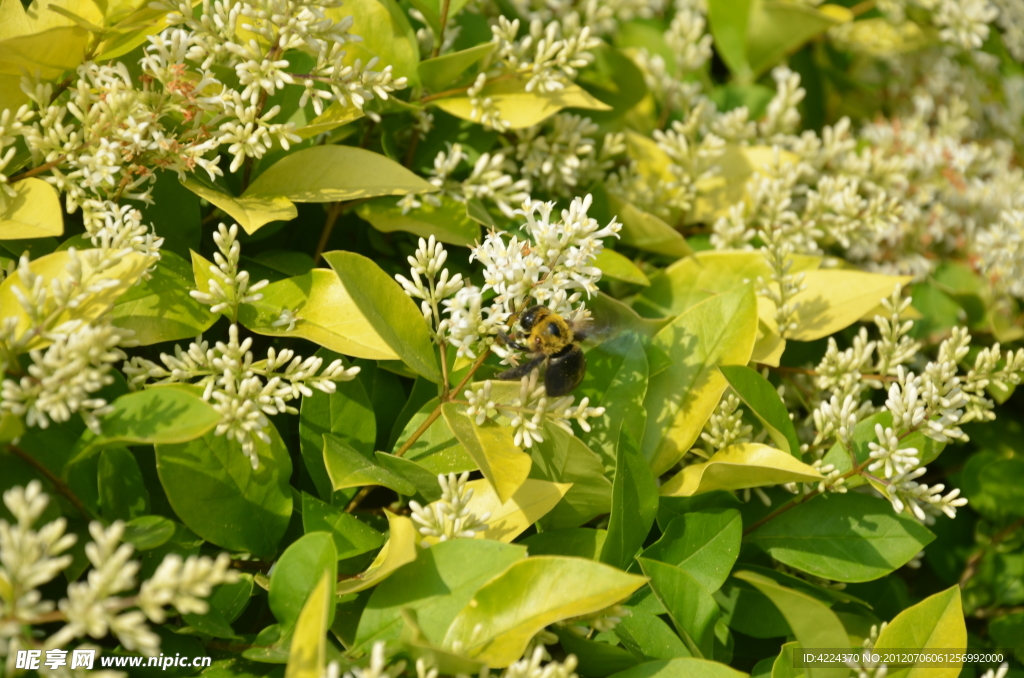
<box><xmin>518</xmin><ymin>305</ymin><xmax>549</xmax><ymax>332</ymax></box>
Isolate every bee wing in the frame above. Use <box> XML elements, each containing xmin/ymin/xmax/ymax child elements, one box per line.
<box><xmin>583</xmin><ymin>292</ymin><xmax>670</xmax><ymax>345</ymax></box>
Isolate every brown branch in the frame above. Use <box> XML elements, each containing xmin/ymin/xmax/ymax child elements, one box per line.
<box><xmin>432</xmin><ymin>0</ymin><xmax>452</xmax><ymax>59</ymax></box>
<box><xmin>314</xmin><ymin>202</ymin><xmax>343</xmax><ymax>265</ymax></box>
<box><xmin>6</xmin><ymin>444</ymin><xmax>97</xmax><ymax>522</ymax></box>
<box><xmin>8</xmin><ymin>159</ymin><xmax>64</xmax><ymax>184</ymax></box>
<box><xmin>345</xmin><ymin>486</ymin><xmax>375</xmax><ymax>513</ymax></box>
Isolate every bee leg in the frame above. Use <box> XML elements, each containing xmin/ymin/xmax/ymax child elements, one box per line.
<box><xmin>496</xmin><ymin>355</ymin><xmax>546</xmax><ymax>381</ymax></box>
<box><xmin>497</xmin><ymin>328</ymin><xmax>531</xmax><ymax>352</ymax></box>
<box><xmin>544</xmin><ymin>345</ymin><xmax>586</xmax><ymax>396</ymax></box>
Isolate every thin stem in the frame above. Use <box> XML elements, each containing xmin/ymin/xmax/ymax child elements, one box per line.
<box><xmin>345</xmin><ymin>486</ymin><xmax>374</xmax><ymax>513</ymax></box>
<box><xmin>959</xmin><ymin>517</ymin><xmax>1024</xmax><ymax>587</ymax></box>
<box><xmin>392</xmin><ymin>406</ymin><xmax>444</xmax><ymax>459</ymax></box>
<box><xmin>432</xmin><ymin>0</ymin><xmax>452</xmax><ymax>58</ymax></box>
<box><xmin>767</xmin><ymin>365</ymin><xmax>899</xmax><ymax>383</ymax></box>
<box><xmin>5</xmin><ymin>444</ymin><xmax>97</xmax><ymax>522</ymax></box>
<box><xmin>314</xmin><ymin>202</ymin><xmax>343</xmax><ymax>265</ymax></box>
<box><xmin>850</xmin><ymin>0</ymin><xmax>876</xmax><ymax>17</ymax></box>
<box><xmin>8</xmin><ymin>159</ymin><xmax>64</xmax><ymax>184</ymax></box>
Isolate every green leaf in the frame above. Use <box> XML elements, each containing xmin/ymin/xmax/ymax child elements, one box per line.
<box><xmin>323</xmin><ymin>251</ymin><xmax>442</xmax><ymax>382</ymax></box>
<box><xmin>180</xmin><ymin>176</ymin><xmax>297</xmax><ymax>236</ymax></box>
<box><xmin>608</xmin><ymin>658</ymin><xmax>748</xmax><ymax>678</ymax></box>
<box><xmin>734</xmin><ymin>571</ymin><xmax>849</xmax><ymax>678</ymax></box>
<box><xmin>594</xmin><ymin>248</ymin><xmax>650</xmax><ymax>286</ymax></box>
<box><xmin>418</xmin><ymin>42</ymin><xmax>496</xmax><ymax>91</ymax></box>
<box><xmin>746</xmin><ymin>492</ymin><xmax>935</xmax><ymax>582</ymax></box>
<box><xmin>638</xmin><ymin>558</ymin><xmax>719</xmax><ymax>658</ymax></box>
<box><xmin>432</xmin><ymin>80</ymin><xmax>611</xmax><ymax>129</ymax></box>
<box><xmin>873</xmin><ymin>586</ymin><xmax>966</xmax><ymax>678</ymax></box>
<box><xmin>442</xmin><ymin>403</ymin><xmax>531</xmax><ymax>503</ymax></box>
<box><xmin>122</xmin><ymin>515</ymin><xmax>176</xmax><ymax>551</ymax></box>
<box><xmin>718</xmin><ymin>365</ymin><xmax>800</xmax><ymax>456</ymax></box>
<box><xmin>520</xmin><ymin>528</ymin><xmax>608</xmax><ymax>559</ymax></box>
<box><xmin>601</xmin><ymin>429</ymin><xmax>659</xmax><ymax>571</ymax></box>
<box><xmin>640</xmin><ymin>508</ymin><xmax>742</xmax><ymax>593</ymax></box>
<box><xmin>707</xmin><ymin>0</ymin><xmax>753</xmax><ymax>78</ymax></box>
<box><xmin>328</xmin><ymin>0</ymin><xmax>420</xmax><ymax>86</ymax></box>
<box><xmin>323</xmin><ymin>433</ymin><xmax>416</xmax><ymax>495</ymax></box>
<box><xmin>661</xmin><ymin>443</ymin><xmax>822</xmax><ymax>497</ymax></box>
<box><xmin>355</xmin><ymin>539</ymin><xmax>527</xmax><ymax>649</ymax></box>
<box><xmin>442</xmin><ymin>556</ymin><xmax>647</xmax><ymax>667</ymax></box>
<box><xmin>976</xmin><ymin>457</ymin><xmax>1024</xmax><ymax>517</ymax></box>
<box><xmin>0</xmin><ymin>178</ymin><xmax>63</xmax><ymax>240</ymax></box>
<box><xmin>269</xmin><ymin>532</ymin><xmax>337</xmax><ymax>631</ymax></box>
<box><xmin>0</xmin><ymin>25</ymin><xmax>90</xmax><ymax>79</ymax></box>
<box><xmin>746</xmin><ymin>1</ymin><xmax>852</xmax><ymax>78</ymax></box>
<box><xmin>714</xmin><ymin>579</ymin><xmax>791</xmax><ymax>639</ymax></box>
<box><xmin>578</xmin><ymin>332</ymin><xmax>650</xmax><ymax>472</ymax></box>
<box><xmin>76</xmin><ymin>386</ymin><xmax>220</xmax><ymax>460</ymax></box>
<box><xmin>98</xmin><ymin>447</ymin><xmax>149</xmax><ymax>521</ymax></box>
<box><xmin>301</xmin><ymin>493</ymin><xmax>383</xmax><ymax>560</ymax></box>
<box><xmin>608</xmin><ymin>192</ymin><xmax>692</xmax><ymax>259</ymax></box>
<box><xmin>528</xmin><ymin>425</ymin><xmax>612</xmax><ymax>529</ymax></box>
<box><xmin>615</xmin><ymin>608</ymin><xmax>691</xmax><ymax>661</ymax></box>
<box><xmin>110</xmin><ymin>251</ymin><xmax>218</xmax><ymax>345</ymax></box>
<box><xmin>336</xmin><ymin>511</ymin><xmax>419</xmax><ymax>594</ymax></box>
<box><xmin>155</xmin><ymin>424</ymin><xmax>293</xmax><ymax>556</ymax></box>
<box><xmin>299</xmin><ymin>367</ymin><xmax>376</xmax><ymax>500</ymax></box>
<box><xmin>642</xmin><ymin>285</ymin><xmax>760</xmax><ymax>475</ymax></box>
<box><xmin>294</xmin><ymin>101</ymin><xmax>364</xmax><ymax>140</ymax></box>
<box><xmin>554</xmin><ymin>626</ymin><xmax>639</xmax><ymax>677</ymax></box>
<box><xmin>284</xmin><ymin>571</ymin><xmax>332</xmax><ymax>678</ymax></box>
<box><xmin>244</xmin><ymin>146</ymin><xmax>436</xmax><ymax>203</ymax></box>
<box><xmin>356</xmin><ymin>195</ymin><xmax>480</xmax><ymax>247</ymax></box>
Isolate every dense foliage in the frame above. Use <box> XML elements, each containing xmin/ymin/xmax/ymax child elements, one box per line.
<box><xmin>2</xmin><ymin>0</ymin><xmax>1024</xmax><ymax>677</ymax></box>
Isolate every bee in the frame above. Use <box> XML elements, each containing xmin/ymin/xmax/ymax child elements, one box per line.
<box><xmin>496</xmin><ymin>305</ymin><xmax>589</xmax><ymax>396</ymax></box>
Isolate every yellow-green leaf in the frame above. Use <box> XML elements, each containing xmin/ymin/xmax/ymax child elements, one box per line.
<box><xmin>0</xmin><ymin>249</ymin><xmax>152</xmax><ymax>351</ymax></box>
<box><xmin>763</xmin><ymin>270</ymin><xmax>914</xmax><ymax>341</ymax></box>
<box><xmin>593</xmin><ymin>249</ymin><xmax>650</xmax><ymax>286</ymax></box>
<box><xmin>634</xmin><ymin>250</ymin><xmax>821</xmax><ymax>319</ymax></box>
<box><xmin>418</xmin><ymin>43</ymin><xmax>496</xmax><ymax>92</ymax></box>
<box><xmin>747</xmin><ymin>1</ymin><xmax>852</xmax><ymax>77</ymax></box>
<box><xmin>660</xmin><ymin>443</ymin><xmax>822</xmax><ymax>497</ymax></box>
<box><xmin>323</xmin><ymin>251</ymin><xmax>442</xmax><ymax>383</ymax></box>
<box><xmin>328</xmin><ymin>0</ymin><xmax>419</xmax><ymax>86</ymax></box>
<box><xmin>284</xmin><ymin>572</ymin><xmax>332</xmax><ymax>678</ymax></box>
<box><xmin>461</xmin><ymin>478</ymin><xmax>572</xmax><ymax>544</ymax></box>
<box><xmin>735</xmin><ymin>571</ymin><xmax>849</xmax><ymax>678</ymax></box>
<box><xmin>873</xmin><ymin>586</ymin><xmax>966</xmax><ymax>678</ymax></box>
<box><xmin>236</xmin><ymin>268</ymin><xmax>400</xmax><ymax>361</ymax></box>
<box><xmin>335</xmin><ymin>511</ymin><xmax>418</xmax><ymax>594</ymax></box>
<box><xmin>442</xmin><ymin>403</ymin><xmax>532</xmax><ymax>503</ymax></box>
<box><xmin>643</xmin><ymin>285</ymin><xmax>760</xmax><ymax>475</ymax></box>
<box><xmin>432</xmin><ymin>81</ymin><xmax>611</xmax><ymax>130</ymax></box>
<box><xmin>181</xmin><ymin>176</ymin><xmax>297</xmax><ymax>236</ymax></box>
<box><xmin>442</xmin><ymin>556</ymin><xmax>647</xmax><ymax>667</ymax></box>
<box><xmin>356</xmin><ymin>196</ymin><xmax>480</xmax><ymax>247</ymax></box>
<box><xmin>0</xmin><ymin>25</ymin><xmax>90</xmax><ymax>79</ymax></box>
<box><xmin>689</xmin><ymin>146</ymin><xmax>799</xmax><ymax>224</ymax></box>
<box><xmin>294</xmin><ymin>101</ymin><xmax>364</xmax><ymax>140</ymax></box>
<box><xmin>608</xmin><ymin>192</ymin><xmax>692</xmax><ymax>259</ymax></box>
<box><xmin>0</xmin><ymin>178</ymin><xmax>63</xmax><ymax>240</ymax></box>
<box><xmin>244</xmin><ymin>145</ymin><xmax>436</xmax><ymax>203</ymax></box>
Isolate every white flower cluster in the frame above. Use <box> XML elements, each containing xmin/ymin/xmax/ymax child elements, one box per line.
<box><xmin>700</xmin><ymin>393</ymin><xmax>753</xmax><ymax>453</ymax></box>
<box><xmin>464</xmin><ymin>373</ymin><xmax>605</xmax><ymax>448</ymax></box>
<box><xmin>327</xmin><ymin>641</ymin><xmax>406</xmax><ymax>678</ymax></box>
<box><xmin>808</xmin><ymin>288</ymin><xmax>1024</xmax><ymax>523</ymax></box>
<box><xmin>490</xmin><ymin>15</ymin><xmax>602</xmax><ymax>94</ymax></box>
<box><xmin>0</xmin><ymin>206</ymin><xmax>161</xmax><ymax>434</ymax></box>
<box><xmin>405</xmin><ymin>143</ymin><xmax>530</xmax><ymax>218</ymax></box>
<box><xmin>123</xmin><ymin>224</ymin><xmax>358</xmax><ymax>467</ymax></box>
<box><xmin>514</xmin><ymin>114</ymin><xmax>625</xmax><ymax>197</ymax></box>
<box><xmin>0</xmin><ymin>482</ymin><xmax>235</xmax><ymax>663</ymax></box>
<box><xmin>408</xmin><ymin>472</ymin><xmax>491</xmax><ymax>544</ymax></box>
<box><xmin>0</xmin><ymin>0</ymin><xmax>404</xmax><ymax>210</ymax></box>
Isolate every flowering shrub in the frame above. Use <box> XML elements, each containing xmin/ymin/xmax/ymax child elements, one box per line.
<box><xmin>2</xmin><ymin>0</ymin><xmax>1024</xmax><ymax>676</ymax></box>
